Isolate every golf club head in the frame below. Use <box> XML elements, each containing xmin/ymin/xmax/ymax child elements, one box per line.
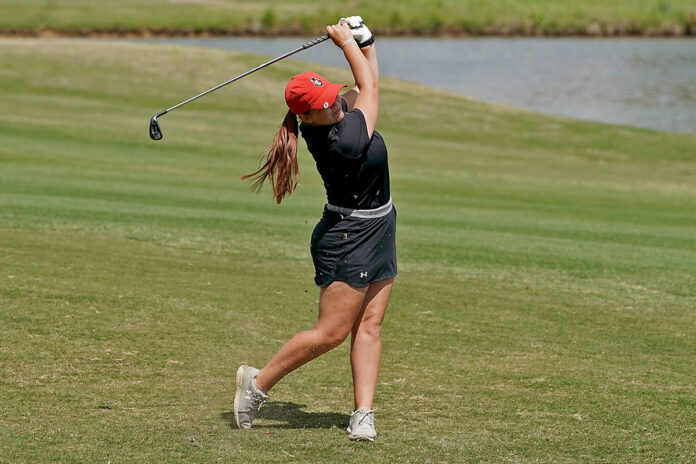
<box><xmin>149</xmin><ymin>115</ymin><xmax>163</xmax><ymax>140</ymax></box>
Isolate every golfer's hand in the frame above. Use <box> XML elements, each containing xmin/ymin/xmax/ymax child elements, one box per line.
<box><xmin>345</xmin><ymin>16</ymin><xmax>374</xmax><ymax>47</ymax></box>
<box><xmin>327</xmin><ymin>21</ymin><xmax>354</xmax><ymax>49</ymax></box>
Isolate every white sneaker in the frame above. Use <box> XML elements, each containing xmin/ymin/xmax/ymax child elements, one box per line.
<box><xmin>346</xmin><ymin>408</ymin><xmax>376</xmax><ymax>442</ymax></box>
<box><xmin>233</xmin><ymin>365</ymin><xmax>269</xmax><ymax>429</ymax></box>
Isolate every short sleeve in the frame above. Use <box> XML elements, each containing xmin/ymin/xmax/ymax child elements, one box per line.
<box><xmin>327</xmin><ymin>107</ymin><xmax>370</xmax><ymax>160</ymax></box>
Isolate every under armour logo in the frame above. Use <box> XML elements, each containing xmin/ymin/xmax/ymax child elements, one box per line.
<box><xmin>360</xmin><ymin>271</ymin><xmax>368</xmax><ymax>278</ymax></box>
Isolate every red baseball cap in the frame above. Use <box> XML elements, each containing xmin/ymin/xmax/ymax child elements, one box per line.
<box><xmin>285</xmin><ymin>72</ymin><xmax>347</xmax><ymax>114</ymax></box>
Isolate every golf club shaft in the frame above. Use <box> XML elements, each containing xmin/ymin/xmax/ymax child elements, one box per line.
<box><xmin>159</xmin><ymin>34</ymin><xmax>330</xmax><ymax>117</ymax></box>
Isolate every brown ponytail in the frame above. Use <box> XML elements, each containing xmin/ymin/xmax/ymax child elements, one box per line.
<box><xmin>242</xmin><ymin>110</ymin><xmax>299</xmax><ymax>204</ymax></box>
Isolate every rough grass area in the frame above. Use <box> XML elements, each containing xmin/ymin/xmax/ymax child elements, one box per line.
<box><xmin>1</xmin><ymin>0</ymin><xmax>695</xmax><ymax>36</ymax></box>
<box><xmin>1</xmin><ymin>39</ymin><xmax>695</xmax><ymax>463</ymax></box>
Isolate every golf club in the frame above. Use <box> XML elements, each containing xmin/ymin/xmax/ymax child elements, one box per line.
<box><xmin>149</xmin><ymin>34</ymin><xmax>331</xmax><ymax>141</ymax></box>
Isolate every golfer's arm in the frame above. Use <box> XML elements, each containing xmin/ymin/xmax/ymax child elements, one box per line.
<box><xmin>343</xmin><ymin>44</ymin><xmax>378</xmax><ymax>111</ymax></box>
<box><xmin>362</xmin><ymin>44</ymin><xmax>379</xmax><ymax>83</ymax></box>
<box><xmin>343</xmin><ymin>41</ymin><xmax>378</xmax><ymax>137</ymax></box>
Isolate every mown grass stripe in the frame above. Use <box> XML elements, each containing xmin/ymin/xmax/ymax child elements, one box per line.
<box><xmin>1</xmin><ymin>39</ymin><xmax>695</xmax><ymax>463</ymax></box>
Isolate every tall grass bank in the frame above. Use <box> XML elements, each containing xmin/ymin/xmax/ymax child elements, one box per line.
<box><xmin>1</xmin><ymin>0</ymin><xmax>696</xmax><ymax>37</ymax></box>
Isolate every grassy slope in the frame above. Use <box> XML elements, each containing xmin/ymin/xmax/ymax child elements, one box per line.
<box><xmin>1</xmin><ymin>0</ymin><xmax>695</xmax><ymax>35</ymax></box>
<box><xmin>1</xmin><ymin>39</ymin><xmax>695</xmax><ymax>463</ymax></box>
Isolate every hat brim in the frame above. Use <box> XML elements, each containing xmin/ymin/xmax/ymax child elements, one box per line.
<box><xmin>309</xmin><ymin>83</ymin><xmax>348</xmax><ymax>110</ymax></box>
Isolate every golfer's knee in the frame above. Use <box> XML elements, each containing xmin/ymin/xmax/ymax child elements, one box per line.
<box><xmin>357</xmin><ymin>319</ymin><xmax>382</xmax><ymax>340</ymax></box>
<box><xmin>316</xmin><ymin>327</ymin><xmax>350</xmax><ymax>348</ymax></box>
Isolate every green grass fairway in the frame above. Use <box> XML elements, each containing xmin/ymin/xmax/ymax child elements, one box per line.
<box><xmin>2</xmin><ymin>0</ymin><xmax>696</xmax><ymax>36</ymax></box>
<box><xmin>1</xmin><ymin>39</ymin><xmax>695</xmax><ymax>463</ymax></box>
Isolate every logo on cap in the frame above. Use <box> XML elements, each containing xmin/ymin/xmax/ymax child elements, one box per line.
<box><xmin>310</xmin><ymin>77</ymin><xmax>324</xmax><ymax>87</ymax></box>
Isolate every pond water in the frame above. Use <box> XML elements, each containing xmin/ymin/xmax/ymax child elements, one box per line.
<box><xmin>137</xmin><ymin>37</ymin><xmax>696</xmax><ymax>136</ymax></box>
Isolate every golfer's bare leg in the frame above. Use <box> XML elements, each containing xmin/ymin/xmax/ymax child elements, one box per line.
<box><xmin>350</xmin><ymin>278</ymin><xmax>393</xmax><ymax>409</ymax></box>
<box><xmin>255</xmin><ymin>281</ymin><xmax>367</xmax><ymax>392</ymax></box>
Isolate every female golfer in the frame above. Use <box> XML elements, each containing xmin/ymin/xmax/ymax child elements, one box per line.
<box><xmin>234</xmin><ymin>17</ymin><xmax>394</xmax><ymax>442</ymax></box>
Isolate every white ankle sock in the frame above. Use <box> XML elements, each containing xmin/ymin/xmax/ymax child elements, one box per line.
<box><xmin>252</xmin><ymin>377</ymin><xmax>269</xmax><ymax>397</ymax></box>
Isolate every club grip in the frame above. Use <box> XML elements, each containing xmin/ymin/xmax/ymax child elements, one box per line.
<box><xmin>302</xmin><ymin>34</ymin><xmax>330</xmax><ymax>49</ymax></box>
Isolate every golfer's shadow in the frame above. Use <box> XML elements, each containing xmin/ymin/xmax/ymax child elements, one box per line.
<box><xmin>221</xmin><ymin>402</ymin><xmax>349</xmax><ymax>429</ymax></box>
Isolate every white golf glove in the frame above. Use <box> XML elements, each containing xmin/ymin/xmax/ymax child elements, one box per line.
<box><xmin>343</xmin><ymin>16</ymin><xmax>374</xmax><ymax>48</ymax></box>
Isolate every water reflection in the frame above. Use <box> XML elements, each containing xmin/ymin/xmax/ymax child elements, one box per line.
<box><xmin>134</xmin><ymin>37</ymin><xmax>696</xmax><ymax>135</ymax></box>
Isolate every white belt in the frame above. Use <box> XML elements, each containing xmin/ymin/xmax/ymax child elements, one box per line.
<box><xmin>326</xmin><ymin>197</ymin><xmax>393</xmax><ymax>219</ymax></box>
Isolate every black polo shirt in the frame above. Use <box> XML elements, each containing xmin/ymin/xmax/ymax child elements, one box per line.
<box><xmin>300</xmin><ymin>98</ymin><xmax>390</xmax><ymax>210</ymax></box>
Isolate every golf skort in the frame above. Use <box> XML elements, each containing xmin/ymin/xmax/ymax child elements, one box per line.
<box><xmin>310</xmin><ymin>198</ymin><xmax>397</xmax><ymax>287</ymax></box>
